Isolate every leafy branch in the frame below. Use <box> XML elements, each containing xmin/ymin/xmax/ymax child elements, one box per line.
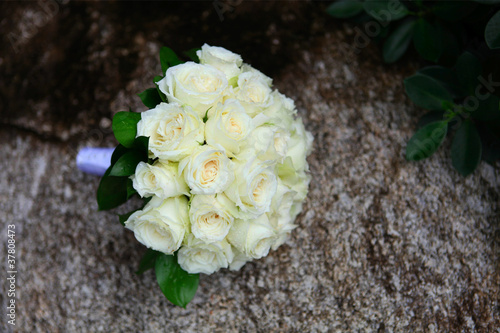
<box><xmin>327</xmin><ymin>0</ymin><xmax>500</xmax><ymax>176</ymax></box>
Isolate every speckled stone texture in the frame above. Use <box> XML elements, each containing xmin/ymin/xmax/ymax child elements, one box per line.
<box><xmin>1</xmin><ymin>1</ymin><xmax>499</xmax><ymax>332</ymax></box>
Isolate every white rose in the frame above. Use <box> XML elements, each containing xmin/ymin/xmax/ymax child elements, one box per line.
<box><xmin>125</xmin><ymin>196</ymin><xmax>189</xmax><ymax>254</ymax></box>
<box><xmin>205</xmin><ymin>99</ymin><xmax>253</xmax><ymax>156</ymax></box>
<box><xmin>189</xmin><ymin>194</ymin><xmax>237</xmax><ymax>243</ymax></box>
<box><xmin>229</xmin><ymin>247</ymin><xmax>251</xmax><ymax>271</ymax></box>
<box><xmin>261</xmin><ymin>91</ymin><xmax>297</xmax><ymax>129</ymax></box>
<box><xmin>224</xmin><ymin>150</ymin><xmax>278</xmax><ymax>218</ymax></box>
<box><xmin>244</xmin><ymin>124</ymin><xmax>290</xmax><ymax>163</ymax></box>
<box><xmin>136</xmin><ymin>102</ymin><xmax>204</xmax><ymax>161</ymax></box>
<box><xmin>178</xmin><ymin>235</ymin><xmax>234</xmax><ymax>274</ymax></box>
<box><xmin>227</xmin><ymin>214</ymin><xmax>276</xmax><ymax>259</ymax></box>
<box><xmin>196</xmin><ymin>44</ymin><xmax>243</xmax><ymax>80</ymax></box>
<box><xmin>235</xmin><ymin>71</ymin><xmax>273</xmax><ymax>117</ymax></box>
<box><xmin>278</xmin><ymin>156</ymin><xmax>311</xmax><ymax>202</ymax></box>
<box><xmin>157</xmin><ymin>62</ymin><xmax>229</xmax><ymax>117</ymax></box>
<box><xmin>240</xmin><ymin>64</ymin><xmax>273</xmax><ymax>86</ymax></box>
<box><xmin>179</xmin><ymin>145</ymin><xmax>234</xmax><ymax>195</ymax></box>
<box><xmin>131</xmin><ymin>160</ymin><xmax>189</xmax><ymax>199</ymax></box>
<box><xmin>285</xmin><ymin>118</ymin><xmax>314</xmax><ymax>172</ymax></box>
<box><xmin>268</xmin><ymin>182</ymin><xmax>298</xmax><ymax>250</ymax></box>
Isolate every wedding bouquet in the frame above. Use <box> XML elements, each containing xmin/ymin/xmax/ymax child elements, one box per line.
<box><xmin>97</xmin><ymin>44</ymin><xmax>313</xmax><ymax>307</ymax></box>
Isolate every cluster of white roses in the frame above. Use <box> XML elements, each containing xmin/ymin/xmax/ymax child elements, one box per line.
<box><xmin>125</xmin><ymin>44</ymin><xmax>313</xmax><ymax>274</ymax></box>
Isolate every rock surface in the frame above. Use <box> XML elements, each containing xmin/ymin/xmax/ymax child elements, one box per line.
<box><xmin>1</xmin><ymin>1</ymin><xmax>499</xmax><ymax>332</ymax></box>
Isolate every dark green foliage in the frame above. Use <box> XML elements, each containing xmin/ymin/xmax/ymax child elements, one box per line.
<box><xmin>327</xmin><ymin>0</ymin><xmax>500</xmax><ymax>175</ymax></box>
<box><xmin>155</xmin><ymin>253</ymin><xmax>199</xmax><ymax>308</ymax></box>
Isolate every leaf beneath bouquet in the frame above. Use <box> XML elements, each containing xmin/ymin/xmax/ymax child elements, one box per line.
<box><xmin>138</xmin><ymin>88</ymin><xmax>163</xmax><ymax>109</ymax></box>
<box><xmin>96</xmin><ymin>169</ymin><xmax>129</xmax><ymax>211</ymax></box>
<box><xmin>160</xmin><ymin>47</ymin><xmax>182</xmax><ymax>74</ymax></box>
<box><xmin>109</xmin><ymin>151</ymin><xmax>146</xmax><ymax>176</ymax></box>
<box><xmin>155</xmin><ymin>253</ymin><xmax>199</xmax><ymax>308</ymax></box>
<box><xmin>112</xmin><ymin>112</ymin><xmax>142</xmax><ymax>148</ymax></box>
<box><xmin>136</xmin><ymin>249</ymin><xmax>161</xmax><ymax>275</ymax></box>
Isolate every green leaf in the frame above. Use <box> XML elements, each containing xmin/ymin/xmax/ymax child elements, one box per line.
<box><xmin>126</xmin><ymin>178</ymin><xmax>137</xmax><ymax>199</ymax></box>
<box><xmin>363</xmin><ymin>0</ymin><xmax>408</xmax><ymax>21</ymax></box>
<box><xmin>473</xmin><ymin>0</ymin><xmax>500</xmax><ymax>5</ymax></box>
<box><xmin>455</xmin><ymin>52</ymin><xmax>482</xmax><ymax>95</ymax></box>
<box><xmin>406</xmin><ymin>121</ymin><xmax>448</xmax><ymax>161</ymax></box>
<box><xmin>109</xmin><ymin>151</ymin><xmax>145</xmax><ymax>177</ymax></box>
<box><xmin>136</xmin><ymin>249</ymin><xmax>161</xmax><ymax>275</ymax></box>
<box><xmin>404</xmin><ymin>74</ymin><xmax>454</xmax><ymax>110</ymax></box>
<box><xmin>112</xmin><ymin>112</ymin><xmax>142</xmax><ymax>148</ymax></box>
<box><xmin>473</xmin><ymin>94</ymin><xmax>500</xmax><ymax>121</ymax></box>
<box><xmin>183</xmin><ymin>48</ymin><xmax>200</xmax><ymax>63</ymax></box>
<box><xmin>413</xmin><ymin>18</ymin><xmax>443</xmax><ymax>62</ymax></box>
<box><xmin>383</xmin><ymin>18</ymin><xmax>416</xmax><ymax>63</ymax></box>
<box><xmin>417</xmin><ymin>111</ymin><xmax>445</xmax><ymax>128</ymax></box>
<box><xmin>155</xmin><ymin>253</ymin><xmax>199</xmax><ymax>308</ymax></box>
<box><xmin>96</xmin><ymin>169</ymin><xmax>128</xmax><ymax>211</ymax></box>
<box><xmin>202</xmin><ymin>107</ymin><xmax>212</xmax><ymax>123</ymax></box>
<box><xmin>418</xmin><ymin>66</ymin><xmax>465</xmax><ymax>98</ymax></box>
<box><xmin>143</xmin><ymin>196</ymin><xmax>153</xmax><ymax>206</ymax></box>
<box><xmin>132</xmin><ymin>136</ymin><xmax>149</xmax><ymax>156</ymax></box>
<box><xmin>485</xmin><ymin>11</ymin><xmax>500</xmax><ymax>49</ymax></box>
<box><xmin>111</xmin><ymin>144</ymin><xmax>129</xmax><ymax>166</ymax></box>
<box><xmin>160</xmin><ymin>47</ymin><xmax>182</xmax><ymax>74</ymax></box>
<box><xmin>326</xmin><ymin>0</ymin><xmax>364</xmax><ymax>19</ymax></box>
<box><xmin>154</xmin><ymin>75</ymin><xmax>167</xmax><ymax>102</ymax></box>
<box><xmin>451</xmin><ymin>119</ymin><xmax>482</xmax><ymax>176</ymax></box>
<box><xmin>431</xmin><ymin>1</ymin><xmax>477</xmax><ymax>22</ymax></box>
<box><xmin>437</xmin><ymin>23</ymin><xmax>461</xmax><ymax>67</ymax></box>
<box><xmin>118</xmin><ymin>209</ymin><xmax>138</xmax><ymax>225</ymax></box>
<box><xmin>477</xmin><ymin>121</ymin><xmax>500</xmax><ymax>164</ymax></box>
<box><xmin>138</xmin><ymin>88</ymin><xmax>163</xmax><ymax>109</ymax></box>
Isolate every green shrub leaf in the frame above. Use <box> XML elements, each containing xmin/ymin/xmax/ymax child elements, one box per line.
<box><xmin>431</xmin><ymin>1</ymin><xmax>477</xmax><ymax>22</ymax></box>
<box><xmin>406</xmin><ymin>121</ymin><xmax>448</xmax><ymax>161</ymax></box>
<box><xmin>451</xmin><ymin>119</ymin><xmax>482</xmax><ymax>176</ymax></box>
<box><xmin>138</xmin><ymin>88</ymin><xmax>163</xmax><ymax>109</ymax></box>
<box><xmin>112</xmin><ymin>112</ymin><xmax>142</xmax><ymax>148</ymax></box>
<box><xmin>155</xmin><ymin>253</ymin><xmax>199</xmax><ymax>308</ymax></box>
<box><xmin>404</xmin><ymin>74</ymin><xmax>454</xmax><ymax>110</ymax></box>
<box><xmin>485</xmin><ymin>10</ymin><xmax>500</xmax><ymax>49</ymax></box>
<box><xmin>160</xmin><ymin>47</ymin><xmax>182</xmax><ymax>74</ymax></box>
<box><xmin>326</xmin><ymin>0</ymin><xmax>363</xmax><ymax>19</ymax></box>
<box><xmin>473</xmin><ymin>94</ymin><xmax>500</xmax><ymax>121</ymax></box>
<box><xmin>136</xmin><ymin>249</ymin><xmax>161</xmax><ymax>275</ymax></box>
<box><xmin>472</xmin><ymin>0</ymin><xmax>500</xmax><ymax>4</ymax></box>
<box><xmin>363</xmin><ymin>0</ymin><xmax>408</xmax><ymax>21</ymax></box>
<box><xmin>418</xmin><ymin>66</ymin><xmax>465</xmax><ymax>98</ymax></box>
<box><xmin>413</xmin><ymin>18</ymin><xmax>444</xmax><ymax>62</ymax></box>
<box><xmin>417</xmin><ymin>111</ymin><xmax>445</xmax><ymax>128</ymax></box>
<box><xmin>383</xmin><ymin>18</ymin><xmax>416</xmax><ymax>63</ymax></box>
<box><xmin>455</xmin><ymin>52</ymin><xmax>482</xmax><ymax>95</ymax></box>
<box><xmin>477</xmin><ymin>121</ymin><xmax>500</xmax><ymax>164</ymax></box>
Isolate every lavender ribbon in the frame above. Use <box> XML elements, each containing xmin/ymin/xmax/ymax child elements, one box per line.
<box><xmin>76</xmin><ymin>147</ymin><xmax>115</xmax><ymax>176</ymax></box>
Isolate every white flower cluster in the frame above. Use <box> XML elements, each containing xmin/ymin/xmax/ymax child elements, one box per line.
<box><xmin>125</xmin><ymin>44</ymin><xmax>313</xmax><ymax>275</ymax></box>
